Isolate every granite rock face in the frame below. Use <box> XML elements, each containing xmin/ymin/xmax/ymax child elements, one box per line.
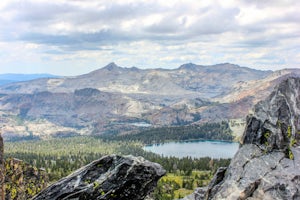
<box><xmin>242</xmin><ymin>77</ymin><xmax>300</xmax><ymax>153</ymax></box>
<box><xmin>33</xmin><ymin>155</ymin><xmax>166</xmax><ymax>200</ymax></box>
<box><xmin>185</xmin><ymin>77</ymin><xmax>300</xmax><ymax>200</ymax></box>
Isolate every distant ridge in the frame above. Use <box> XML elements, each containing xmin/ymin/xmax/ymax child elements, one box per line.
<box><xmin>0</xmin><ymin>73</ymin><xmax>59</xmax><ymax>86</ymax></box>
<box><xmin>1</xmin><ymin>62</ymin><xmax>297</xmax><ymax>138</ymax></box>
<box><xmin>0</xmin><ymin>62</ymin><xmax>272</xmax><ymax>97</ymax></box>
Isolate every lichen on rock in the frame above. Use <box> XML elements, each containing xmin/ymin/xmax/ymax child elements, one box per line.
<box><xmin>242</xmin><ymin>77</ymin><xmax>300</xmax><ymax>156</ymax></box>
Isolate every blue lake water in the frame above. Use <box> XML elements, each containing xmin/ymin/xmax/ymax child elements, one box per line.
<box><xmin>143</xmin><ymin>140</ymin><xmax>239</xmax><ymax>158</ymax></box>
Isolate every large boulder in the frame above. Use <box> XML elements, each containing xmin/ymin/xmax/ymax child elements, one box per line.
<box><xmin>185</xmin><ymin>77</ymin><xmax>300</xmax><ymax>200</ymax></box>
<box><xmin>33</xmin><ymin>155</ymin><xmax>165</xmax><ymax>200</ymax></box>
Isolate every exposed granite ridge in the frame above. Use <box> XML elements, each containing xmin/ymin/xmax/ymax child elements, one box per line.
<box><xmin>33</xmin><ymin>155</ymin><xmax>165</xmax><ymax>200</ymax></box>
<box><xmin>183</xmin><ymin>77</ymin><xmax>300</xmax><ymax>200</ymax></box>
<box><xmin>242</xmin><ymin>77</ymin><xmax>300</xmax><ymax>155</ymax></box>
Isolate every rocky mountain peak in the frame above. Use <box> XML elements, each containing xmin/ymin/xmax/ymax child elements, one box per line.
<box><xmin>103</xmin><ymin>62</ymin><xmax>122</xmax><ymax>71</ymax></box>
<box><xmin>184</xmin><ymin>77</ymin><xmax>300</xmax><ymax>200</ymax></box>
<box><xmin>178</xmin><ymin>63</ymin><xmax>199</xmax><ymax>70</ymax></box>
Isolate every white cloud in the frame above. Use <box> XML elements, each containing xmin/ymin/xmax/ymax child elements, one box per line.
<box><xmin>0</xmin><ymin>0</ymin><xmax>299</xmax><ymax>75</ymax></box>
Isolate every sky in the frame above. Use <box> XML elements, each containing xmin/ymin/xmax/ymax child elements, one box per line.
<box><xmin>0</xmin><ymin>0</ymin><xmax>299</xmax><ymax>76</ymax></box>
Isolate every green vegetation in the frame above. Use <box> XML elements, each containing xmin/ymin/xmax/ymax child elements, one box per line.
<box><xmin>5</xmin><ymin>137</ymin><xmax>134</xmax><ymax>180</ymax></box>
<box><xmin>101</xmin><ymin>121</ymin><xmax>233</xmax><ymax>144</ymax></box>
<box><xmin>263</xmin><ymin>131</ymin><xmax>270</xmax><ymax>151</ymax></box>
<box><xmin>290</xmin><ymin>138</ymin><xmax>297</xmax><ymax>146</ymax></box>
<box><xmin>4</xmin><ymin>121</ymin><xmax>233</xmax><ymax>199</ymax></box>
<box><xmin>5</xmin><ymin>136</ymin><xmax>231</xmax><ymax>199</ymax></box>
<box><xmin>153</xmin><ymin>170</ymin><xmax>212</xmax><ymax>199</ymax></box>
<box><xmin>4</xmin><ymin>158</ymin><xmax>48</xmax><ymax>199</ymax></box>
<box><xmin>287</xmin><ymin>126</ymin><xmax>292</xmax><ymax>138</ymax></box>
<box><xmin>286</xmin><ymin>147</ymin><xmax>294</xmax><ymax>160</ymax></box>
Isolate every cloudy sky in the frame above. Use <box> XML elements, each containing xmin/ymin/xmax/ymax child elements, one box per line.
<box><xmin>0</xmin><ymin>0</ymin><xmax>299</xmax><ymax>75</ymax></box>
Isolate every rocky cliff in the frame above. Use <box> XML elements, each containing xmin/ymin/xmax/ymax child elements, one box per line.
<box><xmin>33</xmin><ymin>155</ymin><xmax>165</xmax><ymax>200</ymax></box>
<box><xmin>184</xmin><ymin>77</ymin><xmax>300</xmax><ymax>200</ymax></box>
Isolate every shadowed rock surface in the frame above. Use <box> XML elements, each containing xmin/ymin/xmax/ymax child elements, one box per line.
<box><xmin>183</xmin><ymin>77</ymin><xmax>300</xmax><ymax>200</ymax></box>
<box><xmin>32</xmin><ymin>155</ymin><xmax>166</xmax><ymax>200</ymax></box>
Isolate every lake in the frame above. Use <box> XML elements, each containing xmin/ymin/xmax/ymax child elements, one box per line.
<box><xmin>143</xmin><ymin>140</ymin><xmax>239</xmax><ymax>158</ymax></box>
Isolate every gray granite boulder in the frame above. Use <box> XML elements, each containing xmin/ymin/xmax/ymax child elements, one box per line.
<box><xmin>33</xmin><ymin>155</ymin><xmax>165</xmax><ymax>200</ymax></box>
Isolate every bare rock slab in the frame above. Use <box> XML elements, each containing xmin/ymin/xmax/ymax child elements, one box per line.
<box><xmin>32</xmin><ymin>155</ymin><xmax>165</xmax><ymax>200</ymax></box>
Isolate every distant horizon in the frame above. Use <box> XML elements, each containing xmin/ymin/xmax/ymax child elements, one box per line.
<box><xmin>0</xmin><ymin>62</ymin><xmax>281</xmax><ymax>76</ymax></box>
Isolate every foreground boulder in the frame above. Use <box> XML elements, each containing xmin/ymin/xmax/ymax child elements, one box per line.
<box><xmin>184</xmin><ymin>77</ymin><xmax>300</xmax><ymax>200</ymax></box>
<box><xmin>33</xmin><ymin>155</ymin><xmax>165</xmax><ymax>200</ymax></box>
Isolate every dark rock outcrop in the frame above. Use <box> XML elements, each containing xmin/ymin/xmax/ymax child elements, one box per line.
<box><xmin>242</xmin><ymin>77</ymin><xmax>300</xmax><ymax>154</ymax></box>
<box><xmin>33</xmin><ymin>155</ymin><xmax>166</xmax><ymax>200</ymax></box>
<box><xmin>184</xmin><ymin>77</ymin><xmax>300</xmax><ymax>200</ymax></box>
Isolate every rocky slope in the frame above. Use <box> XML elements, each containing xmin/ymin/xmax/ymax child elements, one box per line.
<box><xmin>184</xmin><ymin>77</ymin><xmax>300</xmax><ymax>200</ymax></box>
<box><xmin>215</xmin><ymin>68</ymin><xmax>300</xmax><ymax>104</ymax></box>
<box><xmin>0</xmin><ymin>63</ymin><xmax>270</xmax><ymax>97</ymax></box>
<box><xmin>32</xmin><ymin>155</ymin><xmax>165</xmax><ymax>200</ymax></box>
<box><xmin>0</xmin><ymin>133</ymin><xmax>49</xmax><ymax>200</ymax></box>
<box><xmin>4</xmin><ymin>158</ymin><xmax>49</xmax><ymax>200</ymax></box>
<box><xmin>0</xmin><ymin>134</ymin><xmax>49</xmax><ymax>200</ymax></box>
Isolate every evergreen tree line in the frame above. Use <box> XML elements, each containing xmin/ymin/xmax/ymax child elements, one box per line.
<box><xmin>4</xmin><ymin>136</ymin><xmax>232</xmax><ymax>199</ymax></box>
<box><xmin>100</xmin><ymin>121</ymin><xmax>233</xmax><ymax>144</ymax></box>
<box><xmin>117</xmin><ymin>143</ymin><xmax>230</xmax><ymax>174</ymax></box>
<box><xmin>5</xmin><ymin>137</ymin><xmax>230</xmax><ymax>182</ymax></box>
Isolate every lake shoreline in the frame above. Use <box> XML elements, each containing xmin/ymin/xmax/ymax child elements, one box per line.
<box><xmin>143</xmin><ymin>139</ymin><xmax>239</xmax><ymax>159</ymax></box>
<box><xmin>144</xmin><ymin>138</ymin><xmax>238</xmax><ymax>146</ymax></box>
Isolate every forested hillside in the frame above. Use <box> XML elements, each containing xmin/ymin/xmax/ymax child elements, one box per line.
<box><xmin>102</xmin><ymin>121</ymin><xmax>233</xmax><ymax>144</ymax></box>
<box><xmin>5</xmin><ymin>137</ymin><xmax>230</xmax><ymax>199</ymax></box>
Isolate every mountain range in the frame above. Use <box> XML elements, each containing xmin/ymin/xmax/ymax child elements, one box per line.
<box><xmin>0</xmin><ymin>63</ymin><xmax>299</xmax><ymax>139</ymax></box>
